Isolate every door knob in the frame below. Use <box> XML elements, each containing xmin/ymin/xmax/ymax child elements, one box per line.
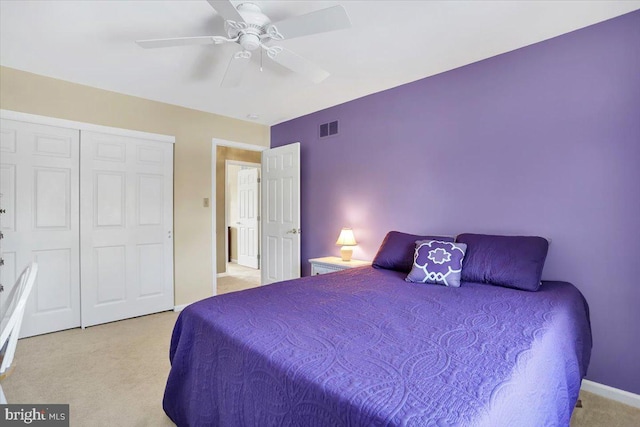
<box><xmin>287</xmin><ymin>229</ymin><xmax>298</xmax><ymax>234</ymax></box>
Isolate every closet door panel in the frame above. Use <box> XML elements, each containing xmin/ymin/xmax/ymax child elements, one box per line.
<box><xmin>32</xmin><ymin>248</ymin><xmax>73</xmax><ymax>313</ymax></box>
<box><xmin>0</xmin><ymin>119</ymin><xmax>81</xmax><ymax>337</ymax></box>
<box><xmin>81</xmin><ymin>132</ymin><xmax>173</xmax><ymax>327</ymax></box>
<box><xmin>94</xmin><ymin>245</ymin><xmax>127</xmax><ymax>305</ymax></box>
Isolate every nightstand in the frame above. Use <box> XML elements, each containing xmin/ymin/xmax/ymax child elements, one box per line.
<box><xmin>308</xmin><ymin>256</ymin><xmax>372</xmax><ymax>276</ymax></box>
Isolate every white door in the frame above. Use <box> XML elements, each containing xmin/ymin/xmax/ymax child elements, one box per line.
<box><xmin>80</xmin><ymin>131</ymin><xmax>174</xmax><ymax>327</ymax></box>
<box><xmin>261</xmin><ymin>143</ymin><xmax>300</xmax><ymax>285</ymax></box>
<box><xmin>0</xmin><ymin>119</ymin><xmax>81</xmax><ymax>338</ymax></box>
<box><xmin>237</xmin><ymin>168</ymin><xmax>259</xmax><ymax>269</ymax></box>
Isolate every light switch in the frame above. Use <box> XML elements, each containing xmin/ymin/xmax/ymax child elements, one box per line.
<box><xmin>203</xmin><ymin>198</ymin><xmax>210</xmax><ymax>207</ymax></box>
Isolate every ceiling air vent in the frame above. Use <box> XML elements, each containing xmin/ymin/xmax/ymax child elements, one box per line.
<box><xmin>319</xmin><ymin>120</ymin><xmax>339</xmax><ymax>138</ymax></box>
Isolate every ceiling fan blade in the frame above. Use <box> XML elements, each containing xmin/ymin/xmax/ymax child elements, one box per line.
<box><xmin>206</xmin><ymin>0</ymin><xmax>245</xmax><ymax>23</ymax></box>
<box><xmin>269</xmin><ymin>5</ymin><xmax>351</xmax><ymax>41</ymax></box>
<box><xmin>136</xmin><ymin>36</ymin><xmax>219</xmax><ymax>49</ymax></box>
<box><xmin>221</xmin><ymin>50</ymin><xmax>252</xmax><ymax>88</ymax></box>
<box><xmin>267</xmin><ymin>47</ymin><xmax>330</xmax><ymax>84</ymax></box>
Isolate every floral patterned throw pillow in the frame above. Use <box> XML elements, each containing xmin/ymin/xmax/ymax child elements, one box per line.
<box><xmin>406</xmin><ymin>240</ymin><xmax>468</xmax><ymax>287</ymax></box>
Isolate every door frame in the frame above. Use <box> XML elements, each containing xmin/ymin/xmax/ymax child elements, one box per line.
<box><xmin>224</xmin><ymin>159</ymin><xmax>261</xmax><ymax>272</ymax></box>
<box><xmin>211</xmin><ymin>139</ymin><xmax>267</xmax><ymax>296</ymax></box>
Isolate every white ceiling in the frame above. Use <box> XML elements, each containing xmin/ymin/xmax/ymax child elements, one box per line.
<box><xmin>1</xmin><ymin>1</ymin><xmax>638</xmax><ymax>125</ymax></box>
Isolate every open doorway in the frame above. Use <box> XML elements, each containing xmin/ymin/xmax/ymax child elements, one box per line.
<box><xmin>219</xmin><ymin>160</ymin><xmax>261</xmax><ymax>294</ymax></box>
<box><xmin>212</xmin><ymin>140</ymin><xmax>300</xmax><ymax>294</ymax></box>
<box><xmin>212</xmin><ymin>139</ymin><xmax>267</xmax><ymax>296</ymax></box>
<box><xmin>211</xmin><ymin>138</ymin><xmax>268</xmax><ymax>295</ymax></box>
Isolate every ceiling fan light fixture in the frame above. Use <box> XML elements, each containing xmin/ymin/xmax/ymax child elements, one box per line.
<box><xmin>239</xmin><ymin>33</ymin><xmax>261</xmax><ymax>51</ymax></box>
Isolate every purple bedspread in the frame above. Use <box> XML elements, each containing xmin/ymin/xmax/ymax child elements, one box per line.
<box><xmin>163</xmin><ymin>267</ymin><xmax>591</xmax><ymax>426</ymax></box>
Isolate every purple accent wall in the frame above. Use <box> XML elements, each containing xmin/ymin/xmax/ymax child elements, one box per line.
<box><xmin>271</xmin><ymin>10</ymin><xmax>640</xmax><ymax>394</ymax></box>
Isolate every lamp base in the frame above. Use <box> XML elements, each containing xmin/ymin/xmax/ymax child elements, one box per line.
<box><xmin>340</xmin><ymin>246</ymin><xmax>353</xmax><ymax>262</ymax></box>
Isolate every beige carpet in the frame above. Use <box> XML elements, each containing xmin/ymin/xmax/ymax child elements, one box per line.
<box><xmin>217</xmin><ymin>262</ymin><xmax>261</xmax><ymax>295</ymax></box>
<box><xmin>3</xmin><ymin>311</ymin><xmax>178</xmax><ymax>426</ymax></box>
<box><xmin>3</xmin><ymin>310</ymin><xmax>639</xmax><ymax>426</ymax></box>
<box><xmin>571</xmin><ymin>391</ymin><xmax>640</xmax><ymax>426</ymax></box>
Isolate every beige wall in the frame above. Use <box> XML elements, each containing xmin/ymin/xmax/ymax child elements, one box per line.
<box><xmin>0</xmin><ymin>66</ymin><xmax>269</xmax><ymax>306</ymax></box>
<box><xmin>215</xmin><ymin>147</ymin><xmax>261</xmax><ymax>273</ymax></box>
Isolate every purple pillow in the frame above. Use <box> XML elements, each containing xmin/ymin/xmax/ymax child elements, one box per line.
<box><xmin>406</xmin><ymin>240</ymin><xmax>468</xmax><ymax>287</ymax></box>
<box><xmin>373</xmin><ymin>231</ymin><xmax>454</xmax><ymax>273</ymax></box>
<box><xmin>456</xmin><ymin>233</ymin><xmax>549</xmax><ymax>291</ymax></box>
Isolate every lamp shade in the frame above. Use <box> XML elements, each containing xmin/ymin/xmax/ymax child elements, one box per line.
<box><xmin>336</xmin><ymin>228</ymin><xmax>357</xmax><ymax>246</ymax></box>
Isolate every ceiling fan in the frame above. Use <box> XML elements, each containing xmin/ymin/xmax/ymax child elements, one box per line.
<box><xmin>136</xmin><ymin>0</ymin><xmax>351</xmax><ymax>87</ymax></box>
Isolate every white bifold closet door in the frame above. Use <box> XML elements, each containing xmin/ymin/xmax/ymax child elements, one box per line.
<box><xmin>0</xmin><ymin>119</ymin><xmax>81</xmax><ymax>338</ymax></box>
<box><xmin>80</xmin><ymin>131</ymin><xmax>173</xmax><ymax>328</ymax></box>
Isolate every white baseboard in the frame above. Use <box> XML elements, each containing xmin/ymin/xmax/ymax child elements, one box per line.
<box><xmin>581</xmin><ymin>379</ymin><xmax>640</xmax><ymax>409</ymax></box>
<box><xmin>173</xmin><ymin>304</ymin><xmax>188</xmax><ymax>312</ymax></box>
<box><xmin>217</xmin><ymin>272</ymin><xmax>229</xmax><ymax>278</ymax></box>
<box><xmin>230</xmin><ymin>258</ymin><xmax>238</xmax><ymax>263</ymax></box>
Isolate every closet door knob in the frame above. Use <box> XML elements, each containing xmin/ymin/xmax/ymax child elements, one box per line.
<box><xmin>0</xmin><ymin>209</ymin><xmax>5</xmax><ymax>214</ymax></box>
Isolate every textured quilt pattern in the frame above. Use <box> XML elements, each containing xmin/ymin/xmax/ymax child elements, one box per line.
<box><xmin>163</xmin><ymin>267</ymin><xmax>591</xmax><ymax>427</ymax></box>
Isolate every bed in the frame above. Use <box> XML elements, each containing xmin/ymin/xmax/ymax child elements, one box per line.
<box><xmin>163</xmin><ymin>265</ymin><xmax>591</xmax><ymax>426</ymax></box>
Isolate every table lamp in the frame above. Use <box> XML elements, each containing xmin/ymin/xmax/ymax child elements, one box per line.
<box><xmin>336</xmin><ymin>228</ymin><xmax>357</xmax><ymax>261</ymax></box>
